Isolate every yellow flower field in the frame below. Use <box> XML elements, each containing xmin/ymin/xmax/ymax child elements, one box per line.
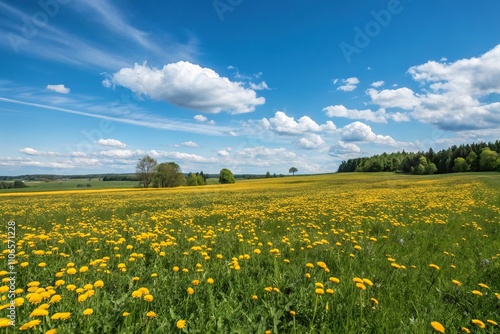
<box><xmin>0</xmin><ymin>173</ymin><xmax>499</xmax><ymax>333</ymax></box>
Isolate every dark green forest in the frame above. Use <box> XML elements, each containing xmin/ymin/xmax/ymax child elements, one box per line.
<box><xmin>337</xmin><ymin>141</ymin><xmax>500</xmax><ymax>174</ymax></box>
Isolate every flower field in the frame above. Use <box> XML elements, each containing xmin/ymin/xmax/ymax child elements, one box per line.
<box><xmin>1</xmin><ymin>173</ymin><xmax>499</xmax><ymax>333</ymax></box>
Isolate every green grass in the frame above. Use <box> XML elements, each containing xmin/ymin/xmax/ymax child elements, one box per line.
<box><xmin>0</xmin><ymin>179</ymin><xmax>139</xmax><ymax>192</ymax></box>
<box><xmin>0</xmin><ymin>173</ymin><xmax>499</xmax><ymax>333</ymax></box>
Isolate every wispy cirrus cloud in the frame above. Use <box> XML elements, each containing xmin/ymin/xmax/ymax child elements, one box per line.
<box><xmin>0</xmin><ymin>97</ymin><xmax>231</xmax><ymax>136</ymax></box>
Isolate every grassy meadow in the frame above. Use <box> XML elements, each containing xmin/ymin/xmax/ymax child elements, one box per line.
<box><xmin>0</xmin><ymin>173</ymin><xmax>499</xmax><ymax>333</ymax></box>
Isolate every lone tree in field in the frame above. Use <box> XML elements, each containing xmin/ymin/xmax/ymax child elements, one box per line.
<box><xmin>136</xmin><ymin>155</ymin><xmax>157</xmax><ymax>188</ymax></box>
<box><xmin>219</xmin><ymin>168</ymin><xmax>235</xmax><ymax>184</ymax></box>
<box><xmin>289</xmin><ymin>167</ymin><xmax>298</xmax><ymax>175</ymax></box>
<box><xmin>153</xmin><ymin>162</ymin><xmax>185</xmax><ymax>187</ymax></box>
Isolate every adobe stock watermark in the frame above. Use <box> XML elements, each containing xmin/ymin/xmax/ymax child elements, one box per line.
<box><xmin>5</xmin><ymin>220</ymin><xmax>17</xmax><ymax>328</ymax></box>
<box><xmin>7</xmin><ymin>0</ymin><xmax>71</xmax><ymax>53</ymax></box>
<box><xmin>213</xmin><ymin>0</ymin><xmax>243</xmax><ymax>22</ymax></box>
<box><xmin>339</xmin><ymin>0</ymin><xmax>411</xmax><ymax>63</ymax></box>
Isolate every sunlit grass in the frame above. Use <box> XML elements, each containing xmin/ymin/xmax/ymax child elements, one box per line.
<box><xmin>1</xmin><ymin>173</ymin><xmax>499</xmax><ymax>333</ymax></box>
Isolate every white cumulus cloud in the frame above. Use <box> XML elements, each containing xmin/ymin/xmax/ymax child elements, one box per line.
<box><xmin>20</xmin><ymin>147</ymin><xmax>61</xmax><ymax>156</ymax></box>
<box><xmin>340</xmin><ymin>121</ymin><xmax>398</xmax><ymax>146</ymax></box>
<box><xmin>366</xmin><ymin>87</ymin><xmax>420</xmax><ymax>110</ymax></box>
<box><xmin>371</xmin><ymin>81</ymin><xmax>385</xmax><ymax>88</ymax></box>
<box><xmin>194</xmin><ymin>114</ymin><xmax>208</xmax><ymax>122</ymax></box>
<box><xmin>337</xmin><ymin>77</ymin><xmax>360</xmax><ymax>92</ymax></box>
<box><xmin>108</xmin><ymin>61</ymin><xmax>265</xmax><ymax>114</ymax></box>
<box><xmin>298</xmin><ymin>134</ymin><xmax>325</xmax><ymax>149</ymax></box>
<box><xmin>323</xmin><ymin>105</ymin><xmax>410</xmax><ymax>123</ymax></box>
<box><xmin>96</xmin><ymin>138</ymin><xmax>127</xmax><ymax>148</ymax></box>
<box><xmin>179</xmin><ymin>141</ymin><xmax>199</xmax><ymax>147</ymax></box>
<box><xmin>261</xmin><ymin>111</ymin><xmax>336</xmax><ymax>135</ymax></box>
<box><xmin>46</xmin><ymin>84</ymin><xmax>71</xmax><ymax>94</ymax></box>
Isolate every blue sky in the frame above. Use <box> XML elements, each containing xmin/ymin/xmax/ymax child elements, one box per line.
<box><xmin>1</xmin><ymin>0</ymin><xmax>499</xmax><ymax>176</ymax></box>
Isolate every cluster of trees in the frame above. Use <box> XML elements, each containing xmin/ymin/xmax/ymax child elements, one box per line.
<box><xmin>338</xmin><ymin>141</ymin><xmax>500</xmax><ymax>175</ymax></box>
<box><xmin>136</xmin><ymin>155</ymin><xmax>235</xmax><ymax>188</ymax></box>
<box><xmin>0</xmin><ymin>181</ymin><xmax>27</xmax><ymax>189</ymax></box>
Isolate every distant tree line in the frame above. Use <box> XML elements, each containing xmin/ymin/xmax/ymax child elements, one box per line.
<box><xmin>337</xmin><ymin>141</ymin><xmax>500</xmax><ymax>174</ymax></box>
<box><xmin>102</xmin><ymin>174</ymin><xmax>138</xmax><ymax>181</ymax></box>
<box><xmin>136</xmin><ymin>155</ymin><xmax>228</xmax><ymax>188</ymax></box>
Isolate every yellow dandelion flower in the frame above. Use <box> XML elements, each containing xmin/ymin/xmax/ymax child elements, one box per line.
<box><xmin>45</xmin><ymin>329</ymin><xmax>57</xmax><ymax>334</ymax></box>
<box><xmin>79</xmin><ymin>266</ymin><xmax>89</xmax><ymax>273</ymax></box>
<box><xmin>429</xmin><ymin>264</ymin><xmax>440</xmax><ymax>270</ymax></box>
<box><xmin>83</xmin><ymin>308</ymin><xmax>93</xmax><ymax>316</ymax></box>
<box><xmin>38</xmin><ymin>262</ymin><xmax>47</xmax><ymax>267</ymax></box>
<box><xmin>362</xmin><ymin>278</ymin><xmax>373</xmax><ymax>286</ymax></box>
<box><xmin>51</xmin><ymin>312</ymin><xmax>71</xmax><ymax>320</ymax></box>
<box><xmin>94</xmin><ymin>280</ymin><xmax>104</xmax><ymax>288</ymax></box>
<box><xmin>207</xmin><ymin>278</ymin><xmax>214</xmax><ymax>284</ymax></box>
<box><xmin>370</xmin><ymin>297</ymin><xmax>379</xmax><ymax>305</ymax></box>
<box><xmin>251</xmin><ymin>295</ymin><xmax>258</xmax><ymax>300</ymax></box>
<box><xmin>19</xmin><ymin>319</ymin><xmax>41</xmax><ymax>330</ymax></box>
<box><xmin>461</xmin><ymin>327</ymin><xmax>471</xmax><ymax>333</ymax></box>
<box><xmin>66</xmin><ymin>268</ymin><xmax>77</xmax><ymax>275</ymax></box>
<box><xmin>329</xmin><ymin>277</ymin><xmax>340</xmax><ymax>284</ymax></box>
<box><xmin>326</xmin><ymin>288</ymin><xmax>334</xmax><ymax>294</ymax></box>
<box><xmin>317</xmin><ymin>261</ymin><xmax>327</xmax><ymax>269</ymax></box>
<box><xmin>131</xmin><ymin>290</ymin><xmax>143</xmax><ymax>298</ymax></box>
<box><xmin>28</xmin><ymin>294</ymin><xmax>43</xmax><ymax>304</ymax></box>
<box><xmin>146</xmin><ymin>311</ymin><xmax>156</xmax><ymax>318</ymax></box>
<box><xmin>176</xmin><ymin>319</ymin><xmax>186</xmax><ymax>329</ymax></box>
<box><xmin>471</xmin><ymin>319</ymin><xmax>485</xmax><ymax>328</ymax></box>
<box><xmin>123</xmin><ymin>312</ymin><xmax>130</xmax><ymax>317</ymax></box>
<box><xmin>0</xmin><ymin>318</ymin><xmax>12</xmax><ymax>328</ymax></box>
<box><xmin>77</xmin><ymin>294</ymin><xmax>88</xmax><ymax>303</ymax></box>
<box><xmin>192</xmin><ymin>279</ymin><xmax>200</xmax><ymax>286</ymax></box>
<box><xmin>132</xmin><ymin>277</ymin><xmax>140</xmax><ymax>282</ymax></box>
<box><xmin>38</xmin><ymin>303</ymin><xmax>50</xmax><ymax>310</ymax></box>
<box><xmin>187</xmin><ymin>287</ymin><xmax>194</xmax><ymax>295</ymax></box>
<box><xmin>356</xmin><ymin>283</ymin><xmax>367</xmax><ymax>291</ymax></box>
<box><xmin>478</xmin><ymin>283</ymin><xmax>489</xmax><ymax>289</ymax></box>
<box><xmin>143</xmin><ymin>294</ymin><xmax>154</xmax><ymax>302</ymax></box>
<box><xmin>29</xmin><ymin>308</ymin><xmax>49</xmax><ymax>317</ymax></box>
<box><xmin>253</xmin><ymin>249</ymin><xmax>261</xmax><ymax>255</ymax></box>
<box><xmin>315</xmin><ymin>282</ymin><xmax>324</xmax><ymax>289</ymax></box>
<box><xmin>14</xmin><ymin>297</ymin><xmax>24</xmax><ymax>307</ymax></box>
<box><xmin>27</xmin><ymin>281</ymin><xmax>40</xmax><ymax>287</ymax></box>
<box><xmin>20</xmin><ymin>262</ymin><xmax>29</xmax><ymax>268</ymax></box>
<box><xmin>430</xmin><ymin>321</ymin><xmax>445</xmax><ymax>333</ymax></box>
<box><xmin>315</xmin><ymin>288</ymin><xmax>325</xmax><ymax>295</ymax></box>
<box><xmin>305</xmin><ymin>273</ymin><xmax>311</xmax><ymax>279</ymax></box>
<box><xmin>306</xmin><ymin>263</ymin><xmax>314</xmax><ymax>268</ymax></box>
<box><xmin>452</xmin><ymin>279</ymin><xmax>462</xmax><ymax>286</ymax></box>
<box><xmin>472</xmin><ymin>290</ymin><xmax>482</xmax><ymax>296</ymax></box>
<box><xmin>487</xmin><ymin>320</ymin><xmax>497</xmax><ymax>326</ymax></box>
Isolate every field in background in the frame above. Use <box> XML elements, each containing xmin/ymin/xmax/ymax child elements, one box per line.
<box><xmin>0</xmin><ymin>173</ymin><xmax>499</xmax><ymax>333</ymax></box>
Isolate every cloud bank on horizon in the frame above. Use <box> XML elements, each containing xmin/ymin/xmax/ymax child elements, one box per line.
<box><xmin>0</xmin><ymin>1</ymin><xmax>499</xmax><ymax>175</ymax></box>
